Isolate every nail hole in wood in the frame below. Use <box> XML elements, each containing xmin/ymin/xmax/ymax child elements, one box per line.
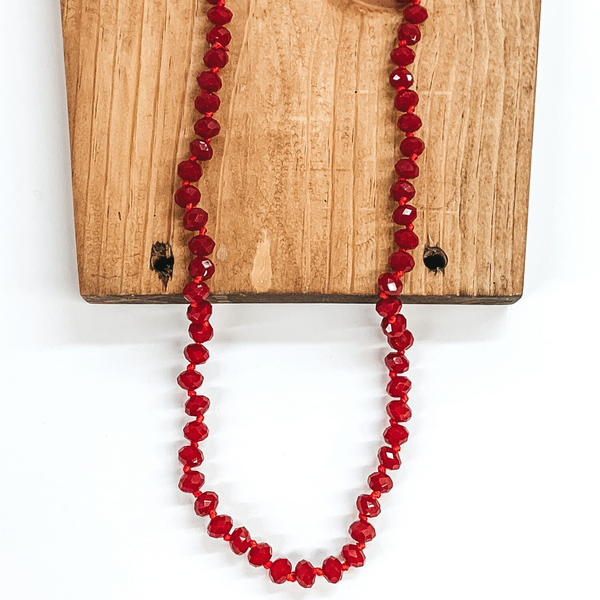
<box><xmin>423</xmin><ymin>246</ymin><xmax>448</xmax><ymax>274</ymax></box>
<box><xmin>150</xmin><ymin>242</ymin><xmax>174</xmax><ymax>288</ymax></box>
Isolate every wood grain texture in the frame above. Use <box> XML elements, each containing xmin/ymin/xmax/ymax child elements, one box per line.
<box><xmin>60</xmin><ymin>0</ymin><xmax>541</xmax><ymax>304</ymax></box>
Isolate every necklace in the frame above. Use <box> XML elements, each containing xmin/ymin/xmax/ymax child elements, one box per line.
<box><xmin>174</xmin><ymin>0</ymin><xmax>427</xmax><ymax>586</ymax></box>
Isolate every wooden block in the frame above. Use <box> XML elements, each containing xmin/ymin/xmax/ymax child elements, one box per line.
<box><xmin>60</xmin><ymin>0</ymin><xmax>541</xmax><ymax>304</ymax></box>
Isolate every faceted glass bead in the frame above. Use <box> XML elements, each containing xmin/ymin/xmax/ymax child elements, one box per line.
<box><xmin>207</xmin><ymin>514</ymin><xmax>233</xmax><ymax>538</ymax></box>
<box><xmin>194</xmin><ymin>491</ymin><xmax>218</xmax><ymax>516</ymax></box>
<box><xmin>184</xmin><ymin>344</ymin><xmax>209</xmax><ymax>365</ymax></box>
<box><xmin>322</xmin><ymin>556</ymin><xmax>343</xmax><ymax>583</ymax></box>
<box><xmin>185</xmin><ymin>394</ymin><xmax>210</xmax><ymax>417</ymax></box>
<box><xmin>195</xmin><ymin>117</ymin><xmax>221</xmax><ymax>139</ymax></box>
<box><xmin>174</xmin><ymin>185</ymin><xmax>201</xmax><ymax>208</ymax></box>
<box><xmin>248</xmin><ymin>543</ymin><xmax>272</xmax><ymax>567</ymax></box>
<box><xmin>177</xmin><ymin>160</ymin><xmax>202</xmax><ymax>182</ymax></box>
<box><xmin>189</xmin><ymin>257</ymin><xmax>215</xmax><ymax>280</ymax></box>
<box><xmin>390</xmin><ymin>179</ymin><xmax>416</xmax><ymax>202</ymax></box>
<box><xmin>384</xmin><ymin>424</ymin><xmax>409</xmax><ymax>447</ymax></box>
<box><xmin>204</xmin><ymin>47</ymin><xmax>229</xmax><ymax>69</ymax></box>
<box><xmin>395</xmin><ymin>89</ymin><xmax>419</xmax><ymax>112</ymax></box>
<box><xmin>178</xmin><ymin>445</ymin><xmax>204</xmax><ymax>467</ymax></box>
<box><xmin>189</xmin><ymin>235</ymin><xmax>216</xmax><ymax>256</ymax></box>
<box><xmin>295</xmin><ymin>560</ymin><xmax>316</xmax><ymax>588</ymax></box>
<box><xmin>342</xmin><ymin>544</ymin><xmax>366</xmax><ymax>567</ymax></box>
<box><xmin>378</xmin><ymin>273</ymin><xmax>403</xmax><ymax>296</ymax></box>
<box><xmin>189</xmin><ymin>322</ymin><xmax>214</xmax><ymax>343</ymax></box>
<box><xmin>378</xmin><ymin>446</ymin><xmax>401</xmax><ymax>470</ymax></box>
<box><xmin>400</xmin><ymin>136</ymin><xmax>425</xmax><ymax>157</ymax></box>
<box><xmin>398</xmin><ymin>113</ymin><xmax>423</xmax><ymax>133</ymax></box>
<box><xmin>387</xmin><ymin>400</ymin><xmax>412</xmax><ymax>422</ymax></box>
<box><xmin>389</xmin><ymin>328</ymin><xmax>414</xmax><ymax>352</ymax></box>
<box><xmin>389</xmin><ymin>67</ymin><xmax>414</xmax><ymax>89</ymax></box>
<box><xmin>187</xmin><ymin>301</ymin><xmax>212</xmax><ymax>324</ymax></box>
<box><xmin>190</xmin><ymin>139</ymin><xmax>214</xmax><ymax>161</ymax></box>
<box><xmin>391</xmin><ymin>46</ymin><xmax>415</xmax><ymax>66</ymax></box>
<box><xmin>390</xmin><ymin>250</ymin><xmax>415</xmax><ymax>273</ymax></box>
<box><xmin>395</xmin><ymin>229</ymin><xmax>420</xmax><ymax>250</ymax></box>
<box><xmin>398</xmin><ymin>23</ymin><xmax>421</xmax><ymax>45</ymax></box>
<box><xmin>376</xmin><ymin>296</ymin><xmax>402</xmax><ymax>318</ymax></box>
<box><xmin>393</xmin><ymin>204</ymin><xmax>417</xmax><ymax>225</ymax></box>
<box><xmin>229</xmin><ymin>527</ymin><xmax>252</xmax><ymax>555</ymax></box>
<box><xmin>177</xmin><ymin>369</ymin><xmax>204</xmax><ymax>390</ymax></box>
<box><xmin>395</xmin><ymin>159</ymin><xmax>419</xmax><ymax>179</ymax></box>
<box><xmin>207</xmin><ymin>26</ymin><xmax>232</xmax><ymax>46</ymax></box>
<box><xmin>356</xmin><ymin>494</ymin><xmax>381</xmax><ymax>518</ymax></box>
<box><xmin>387</xmin><ymin>375</ymin><xmax>412</xmax><ymax>397</ymax></box>
<box><xmin>349</xmin><ymin>520</ymin><xmax>376</xmax><ymax>544</ymax></box>
<box><xmin>269</xmin><ymin>558</ymin><xmax>292</xmax><ymax>584</ymax></box>
<box><xmin>179</xmin><ymin>470</ymin><xmax>205</xmax><ymax>493</ymax></box>
<box><xmin>183</xmin><ymin>420</ymin><xmax>209</xmax><ymax>442</ymax></box>
<box><xmin>368</xmin><ymin>472</ymin><xmax>393</xmax><ymax>494</ymax></box>
<box><xmin>404</xmin><ymin>4</ymin><xmax>428</xmax><ymax>24</ymax></box>
<box><xmin>183</xmin><ymin>208</ymin><xmax>209</xmax><ymax>231</ymax></box>
<box><xmin>195</xmin><ymin>91</ymin><xmax>221</xmax><ymax>114</ymax></box>
<box><xmin>197</xmin><ymin>71</ymin><xmax>222</xmax><ymax>92</ymax></box>
<box><xmin>385</xmin><ymin>352</ymin><xmax>409</xmax><ymax>373</ymax></box>
<box><xmin>207</xmin><ymin>6</ymin><xmax>233</xmax><ymax>25</ymax></box>
<box><xmin>183</xmin><ymin>281</ymin><xmax>210</xmax><ymax>303</ymax></box>
<box><xmin>381</xmin><ymin>314</ymin><xmax>407</xmax><ymax>338</ymax></box>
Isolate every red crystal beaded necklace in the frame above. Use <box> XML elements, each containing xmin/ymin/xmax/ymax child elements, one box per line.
<box><xmin>174</xmin><ymin>0</ymin><xmax>427</xmax><ymax>587</ymax></box>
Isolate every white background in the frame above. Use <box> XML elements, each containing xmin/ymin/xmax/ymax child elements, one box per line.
<box><xmin>1</xmin><ymin>1</ymin><xmax>600</xmax><ymax>599</ymax></box>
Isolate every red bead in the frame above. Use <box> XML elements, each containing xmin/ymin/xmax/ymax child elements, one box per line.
<box><xmin>400</xmin><ymin>136</ymin><xmax>425</xmax><ymax>157</ymax></box>
<box><xmin>205</xmin><ymin>0</ymin><xmax>219</xmax><ymax>4</ymax></box>
<box><xmin>189</xmin><ymin>321</ymin><xmax>214</xmax><ymax>343</ymax></box>
<box><xmin>395</xmin><ymin>89</ymin><xmax>419</xmax><ymax>112</ymax></box>
<box><xmin>378</xmin><ymin>273</ymin><xmax>403</xmax><ymax>295</ymax></box>
<box><xmin>322</xmin><ymin>556</ymin><xmax>343</xmax><ymax>583</ymax></box>
<box><xmin>391</xmin><ymin>46</ymin><xmax>415</xmax><ymax>66</ymax></box>
<box><xmin>204</xmin><ymin>47</ymin><xmax>229</xmax><ymax>69</ymax></box>
<box><xmin>390</xmin><ymin>179</ymin><xmax>416</xmax><ymax>202</ymax></box>
<box><xmin>393</xmin><ymin>204</ymin><xmax>417</xmax><ymax>225</ymax></box>
<box><xmin>183</xmin><ymin>281</ymin><xmax>210</xmax><ymax>303</ymax></box>
<box><xmin>175</xmin><ymin>185</ymin><xmax>201</xmax><ymax>208</ymax></box>
<box><xmin>177</xmin><ymin>160</ymin><xmax>202</xmax><ymax>182</ymax></box>
<box><xmin>177</xmin><ymin>369</ymin><xmax>204</xmax><ymax>390</ymax></box>
<box><xmin>398</xmin><ymin>23</ymin><xmax>421</xmax><ymax>45</ymax></box>
<box><xmin>349</xmin><ymin>520</ymin><xmax>376</xmax><ymax>544</ymax></box>
<box><xmin>195</xmin><ymin>117</ymin><xmax>221</xmax><ymax>138</ymax></box>
<box><xmin>384</xmin><ymin>423</ymin><xmax>409</xmax><ymax>447</ymax></box>
<box><xmin>389</xmin><ymin>329</ymin><xmax>414</xmax><ymax>351</ymax></box>
<box><xmin>178</xmin><ymin>445</ymin><xmax>204</xmax><ymax>467</ymax></box>
<box><xmin>229</xmin><ymin>527</ymin><xmax>252</xmax><ymax>555</ymax></box>
<box><xmin>189</xmin><ymin>257</ymin><xmax>215</xmax><ymax>280</ymax></box>
<box><xmin>376</xmin><ymin>296</ymin><xmax>402</xmax><ymax>318</ymax></box>
<box><xmin>342</xmin><ymin>544</ymin><xmax>365</xmax><ymax>567</ymax></box>
<box><xmin>207</xmin><ymin>26</ymin><xmax>231</xmax><ymax>46</ymax></box>
<box><xmin>387</xmin><ymin>375</ymin><xmax>412</xmax><ymax>397</ymax></box>
<box><xmin>381</xmin><ymin>314</ymin><xmax>407</xmax><ymax>338</ymax></box>
<box><xmin>195</xmin><ymin>91</ymin><xmax>221</xmax><ymax>114</ymax></box>
<box><xmin>389</xmin><ymin>250</ymin><xmax>415</xmax><ymax>273</ymax></box>
<box><xmin>404</xmin><ymin>4</ymin><xmax>428</xmax><ymax>24</ymax></box>
<box><xmin>387</xmin><ymin>400</ymin><xmax>412</xmax><ymax>422</ymax></box>
<box><xmin>356</xmin><ymin>494</ymin><xmax>381</xmax><ymax>518</ymax></box>
<box><xmin>179</xmin><ymin>470</ymin><xmax>205</xmax><ymax>493</ymax></box>
<box><xmin>248</xmin><ymin>543</ymin><xmax>272</xmax><ymax>567</ymax></box>
<box><xmin>207</xmin><ymin>514</ymin><xmax>233</xmax><ymax>538</ymax></box>
<box><xmin>183</xmin><ymin>420</ymin><xmax>209</xmax><ymax>442</ymax></box>
<box><xmin>187</xmin><ymin>300</ymin><xmax>212</xmax><ymax>323</ymax></box>
<box><xmin>269</xmin><ymin>558</ymin><xmax>292</xmax><ymax>583</ymax></box>
<box><xmin>184</xmin><ymin>343</ymin><xmax>209</xmax><ymax>365</ymax></box>
<box><xmin>207</xmin><ymin>5</ymin><xmax>233</xmax><ymax>25</ymax></box>
<box><xmin>295</xmin><ymin>560</ymin><xmax>316</xmax><ymax>588</ymax></box>
<box><xmin>190</xmin><ymin>139</ymin><xmax>214</xmax><ymax>161</ymax></box>
<box><xmin>185</xmin><ymin>394</ymin><xmax>210</xmax><ymax>417</ymax></box>
<box><xmin>183</xmin><ymin>208</ymin><xmax>209</xmax><ymax>230</ymax></box>
<box><xmin>189</xmin><ymin>235</ymin><xmax>216</xmax><ymax>256</ymax></box>
<box><xmin>398</xmin><ymin>113</ymin><xmax>423</xmax><ymax>133</ymax></box>
<box><xmin>389</xmin><ymin>67</ymin><xmax>414</xmax><ymax>89</ymax></box>
<box><xmin>395</xmin><ymin>159</ymin><xmax>419</xmax><ymax>179</ymax></box>
<box><xmin>197</xmin><ymin>71</ymin><xmax>222</xmax><ymax>92</ymax></box>
<box><xmin>194</xmin><ymin>491</ymin><xmax>218</xmax><ymax>516</ymax></box>
<box><xmin>368</xmin><ymin>472</ymin><xmax>393</xmax><ymax>494</ymax></box>
<box><xmin>385</xmin><ymin>352</ymin><xmax>409</xmax><ymax>373</ymax></box>
<box><xmin>378</xmin><ymin>446</ymin><xmax>401</xmax><ymax>470</ymax></box>
<box><xmin>395</xmin><ymin>229</ymin><xmax>419</xmax><ymax>250</ymax></box>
